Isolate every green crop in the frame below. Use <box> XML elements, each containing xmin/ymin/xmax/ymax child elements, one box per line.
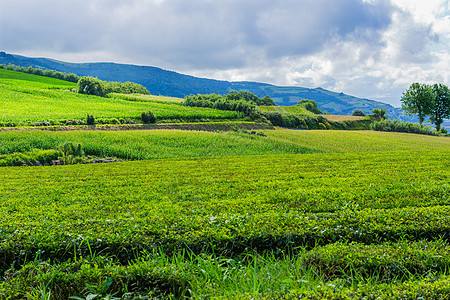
<box><xmin>2</xmin><ymin>68</ymin><xmax>450</xmax><ymax>298</ymax></box>
<box><xmin>0</xmin><ymin>69</ymin><xmax>242</xmax><ymax>124</ymax></box>
<box><xmin>1</xmin><ymin>147</ymin><xmax>449</xmax><ymax>298</ymax></box>
<box><xmin>258</xmin><ymin>104</ymin><xmax>314</xmax><ymax>116</ymax></box>
<box><xmin>0</xmin><ymin>130</ymin><xmax>317</xmax><ymax>161</ymax></box>
<box><xmin>264</xmin><ymin>128</ymin><xmax>450</xmax><ymax>153</ymax></box>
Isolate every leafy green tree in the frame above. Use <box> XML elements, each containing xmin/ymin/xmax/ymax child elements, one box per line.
<box><xmin>430</xmin><ymin>83</ymin><xmax>450</xmax><ymax>131</ymax></box>
<box><xmin>401</xmin><ymin>83</ymin><xmax>434</xmax><ymax>125</ymax></box>
<box><xmin>371</xmin><ymin>108</ymin><xmax>387</xmax><ymax>121</ymax></box>
<box><xmin>297</xmin><ymin>99</ymin><xmax>322</xmax><ymax>114</ymax></box>
<box><xmin>77</xmin><ymin>77</ymin><xmax>106</xmax><ymax>97</ymax></box>
<box><xmin>352</xmin><ymin>109</ymin><xmax>366</xmax><ymax>116</ymax></box>
<box><xmin>225</xmin><ymin>90</ymin><xmax>275</xmax><ymax>106</ymax></box>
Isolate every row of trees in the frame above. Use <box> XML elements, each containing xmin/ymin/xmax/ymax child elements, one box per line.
<box><xmin>77</xmin><ymin>76</ymin><xmax>150</xmax><ymax>97</ymax></box>
<box><xmin>0</xmin><ymin>64</ymin><xmax>150</xmax><ymax>97</ymax></box>
<box><xmin>0</xmin><ymin>63</ymin><xmax>79</xmax><ymax>82</ymax></box>
<box><xmin>401</xmin><ymin>83</ymin><xmax>450</xmax><ymax>130</ymax></box>
<box><xmin>183</xmin><ymin>91</ymin><xmax>275</xmax><ymax>118</ymax></box>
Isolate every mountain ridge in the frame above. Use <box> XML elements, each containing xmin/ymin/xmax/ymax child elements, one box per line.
<box><xmin>1</xmin><ymin>51</ymin><xmax>404</xmax><ymax>117</ymax></box>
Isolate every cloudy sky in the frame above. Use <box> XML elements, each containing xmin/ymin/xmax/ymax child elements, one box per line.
<box><xmin>1</xmin><ymin>0</ymin><xmax>449</xmax><ymax>107</ymax></box>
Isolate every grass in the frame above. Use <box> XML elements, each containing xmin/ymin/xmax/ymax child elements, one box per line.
<box><xmin>0</xmin><ymin>69</ymin><xmax>243</xmax><ymax>124</ymax></box>
<box><xmin>258</xmin><ymin>105</ymin><xmax>314</xmax><ymax>116</ymax></box>
<box><xmin>0</xmin><ymin>130</ymin><xmax>317</xmax><ymax>161</ymax></box>
<box><xmin>0</xmin><ymin>146</ymin><xmax>449</xmax><ymax>298</ymax></box>
<box><xmin>111</xmin><ymin>92</ymin><xmax>184</xmax><ymax>103</ymax></box>
<box><xmin>1</xmin><ymin>68</ymin><xmax>450</xmax><ymax>299</ymax></box>
<box><xmin>263</xmin><ymin>128</ymin><xmax>450</xmax><ymax>153</ymax></box>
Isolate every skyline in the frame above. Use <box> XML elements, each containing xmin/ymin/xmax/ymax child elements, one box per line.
<box><xmin>1</xmin><ymin>0</ymin><xmax>449</xmax><ymax>107</ymax></box>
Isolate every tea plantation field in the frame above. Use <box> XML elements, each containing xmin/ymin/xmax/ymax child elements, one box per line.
<box><xmin>0</xmin><ymin>69</ymin><xmax>241</xmax><ymax>125</ymax></box>
<box><xmin>1</xmin><ymin>69</ymin><xmax>450</xmax><ymax>299</ymax></box>
<box><xmin>1</xmin><ymin>129</ymin><xmax>450</xmax><ymax>299</ymax></box>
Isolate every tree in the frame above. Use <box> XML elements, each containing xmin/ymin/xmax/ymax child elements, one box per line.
<box><xmin>77</xmin><ymin>76</ymin><xmax>106</xmax><ymax>97</ymax></box>
<box><xmin>400</xmin><ymin>83</ymin><xmax>434</xmax><ymax>125</ymax></box>
<box><xmin>297</xmin><ymin>99</ymin><xmax>322</xmax><ymax>114</ymax></box>
<box><xmin>430</xmin><ymin>83</ymin><xmax>450</xmax><ymax>131</ymax></box>
<box><xmin>371</xmin><ymin>108</ymin><xmax>387</xmax><ymax>121</ymax></box>
<box><xmin>352</xmin><ymin>109</ymin><xmax>366</xmax><ymax>116</ymax></box>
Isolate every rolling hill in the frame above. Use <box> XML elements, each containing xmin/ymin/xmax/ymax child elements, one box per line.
<box><xmin>0</xmin><ymin>51</ymin><xmax>403</xmax><ymax>116</ymax></box>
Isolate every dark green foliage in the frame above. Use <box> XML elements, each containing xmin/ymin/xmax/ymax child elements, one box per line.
<box><xmin>183</xmin><ymin>91</ymin><xmax>262</xmax><ymax>118</ymax></box>
<box><xmin>59</xmin><ymin>142</ymin><xmax>84</xmax><ymax>165</ymax></box>
<box><xmin>0</xmin><ymin>149</ymin><xmax>60</xmax><ymax>166</ymax></box>
<box><xmin>141</xmin><ymin>111</ymin><xmax>156</xmax><ymax>123</ymax></box>
<box><xmin>103</xmin><ymin>80</ymin><xmax>150</xmax><ymax>95</ymax></box>
<box><xmin>263</xmin><ymin>112</ymin><xmax>373</xmax><ymax>130</ymax></box>
<box><xmin>86</xmin><ymin>114</ymin><xmax>95</xmax><ymax>125</ymax></box>
<box><xmin>77</xmin><ymin>76</ymin><xmax>106</xmax><ymax>97</ymax></box>
<box><xmin>401</xmin><ymin>83</ymin><xmax>435</xmax><ymax>125</ymax></box>
<box><xmin>297</xmin><ymin>99</ymin><xmax>323</xmax><ymax>114</ymax></box>
<box><xmin>352</xmin><ymin>109</ymin><xmax>366</xmax><ymax>116</ymax></box>
<box><xmin>371</xmin><ymin>108</ymin><xmax>387</xmax><ymax>121</ymax></box>
<box><xmin>262</xmin><ymin>112</ymin><xmax>283</xmax><ymax>126</ymax></box>
<box><xmin>371</xmin><ymin>119</ymin><xmax>442</xmax><ymax>136</ymax></box>
<box><xmin>2</xmin><ymin>63</ymin><xmax>80</xmax><ymax>82</ymax></box>
<box><xmin>226</xmin><ymin>90</ymin><xmax>275</xmax><ymax>106</ymax></box>
<box><xmin>430</xmin><ymin>83</ymin><xmax>450</xmax><ymax>131</ymax></box>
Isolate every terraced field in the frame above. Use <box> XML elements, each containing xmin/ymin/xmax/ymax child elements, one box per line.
<box><xmin>0</xmin><ymin>69</ymin><xmax>241</xmax><ymax>125</ymax></box>
<box><xmin>1</xmin><ymin>69</ymin><xmax>450</xmax><ymax>299</ymax></box>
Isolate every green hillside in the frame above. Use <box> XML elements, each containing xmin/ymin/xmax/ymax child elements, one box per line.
<box><xmin>1</xmin><ymin>66</ymin><xmax>450</xmax><ymax>299</ymax></box>
<box><xmin>0</xmin><ymin>69</ymin><xmax>242</xmax><ymax>125</ymax></box>
<box><xmin>1</xmin><ymin>51</ymin><xmax>403</xmax><ymax>117</ymax></box>
<box><xmin>258</xmin><ymin>104</ymin><xmax>314</xmax><ymax>116</ymax></box>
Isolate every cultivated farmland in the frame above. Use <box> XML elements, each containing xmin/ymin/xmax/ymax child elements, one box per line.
<box><xmin>0</xmin><ymin>69</ymin><xmax>450</xmax><ymax>299</ymax></box>
<box><xmin>0</xmin><ymin>69</ymin><xmax>241</xmax><ymax>125</ymax></box>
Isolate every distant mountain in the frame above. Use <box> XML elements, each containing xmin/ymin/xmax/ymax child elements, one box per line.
<box><xmin>0</xmin><ymin>51</ymin><xmax>405</xmax><ymax>117</ymax></box>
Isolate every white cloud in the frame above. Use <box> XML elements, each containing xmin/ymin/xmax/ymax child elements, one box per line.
<box><xmin>0</xmin><ymin>0</ymin><xmax>448</xmax><ymax>107</ymax></box>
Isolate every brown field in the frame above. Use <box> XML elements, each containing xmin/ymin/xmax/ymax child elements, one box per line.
<box><xmin>322</xmin><ymin>115</ymin><xmax>366</xmax><ymax>121</ymax></box>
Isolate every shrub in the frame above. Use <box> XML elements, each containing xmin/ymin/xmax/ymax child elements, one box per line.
<box><xmin>59</xmin><ymin>142</ymin><xmax>84</xmax><ymax>165</ymax></box>
<box><xmin>297</xmin><ymin>99</ymin><xmax>323</xmax><ymax>114</ymax></box>
<box><xmin>0</xmin><ymin>149</ymin><xmax>60</xmax><ymax>167</ymax></box>
<box><xmin>77</xmin><ymin>77</ymin><xmax>106</xmax><ymax>97</ymax></box>
<box><xmin>64</xmin><ymin>119</ymin><xmax>85</xmax><ymax>126</ymax></box>
<box><xmin>352</xmin><ymin>109</ymin><xmax>366</xmax><ymax>116</ymax></box>
<box><xmin>262</xmin><ymin>112</ymin><xmax>283</xmax><ymax>126</ymax></box>
<box><xmin>141</xmin><ymin>111</ymin><xmax>156</xmax><ymax>124</ymax></box>
<box><xmin>109</xmin><ymin>118</ymin><xmax>120</xmax><ymax>124</ymax></box>
<box><xmin>86</xmin><ymin>114</ymin><xmax>95</xmax><ymax>125</ymax></box>
<box><xmin>370</xmin><ymin>119</ymin><xmax>440</xmax><ymax>136</ymax></box>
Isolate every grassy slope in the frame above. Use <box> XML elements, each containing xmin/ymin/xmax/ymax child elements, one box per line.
<box><xmin>0</xmin><ymin>130</ymin><xmax>317</xmax><ymax>160</ymax></box>
<box><xmin>264</xmin><ymin>128</ymin><xmax>450</xmax><ymax>153</ymax></box>
<box><xmin>1</xmin><ymin>129</ymin><xmax>450</xmax><ymax>298</ymax></box>
<box><xmin>258</xmin><ymin>105</ymin><xmax>314</xmax><ymax>116</ymax></box>
<box><xmin>0</xmin><ymin>69</ymin><xmax>241</xmax><ymax>123</ymax></box>
<box><xmin>1</xmin><ymin>69</ymin><xmax>450</xmax><ymax>298</ymax></box>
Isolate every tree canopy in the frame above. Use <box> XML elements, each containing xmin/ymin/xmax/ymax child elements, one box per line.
<box><xmin>296</xmin><ymin>99</ymin><xmax>322</xmax><ymax>114</ymax></box>
<box><xmin>430</xmin><ymin>83</ymin><xmax>450</xmax><ymax>131</ymax></box>
<box><xmin>400</xmin><ymin>83</ymin><xmax>435</xmax><ymax>125</ymax></box>
<box><xmin>401</xmin><ymin>82</ymin><xmax>450</xmax><ymax>129</ymax></box>
<box><xmin>77</xmin><ymin>76</ymin><xmax>150</xmax><ymax>97</ymax></box>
